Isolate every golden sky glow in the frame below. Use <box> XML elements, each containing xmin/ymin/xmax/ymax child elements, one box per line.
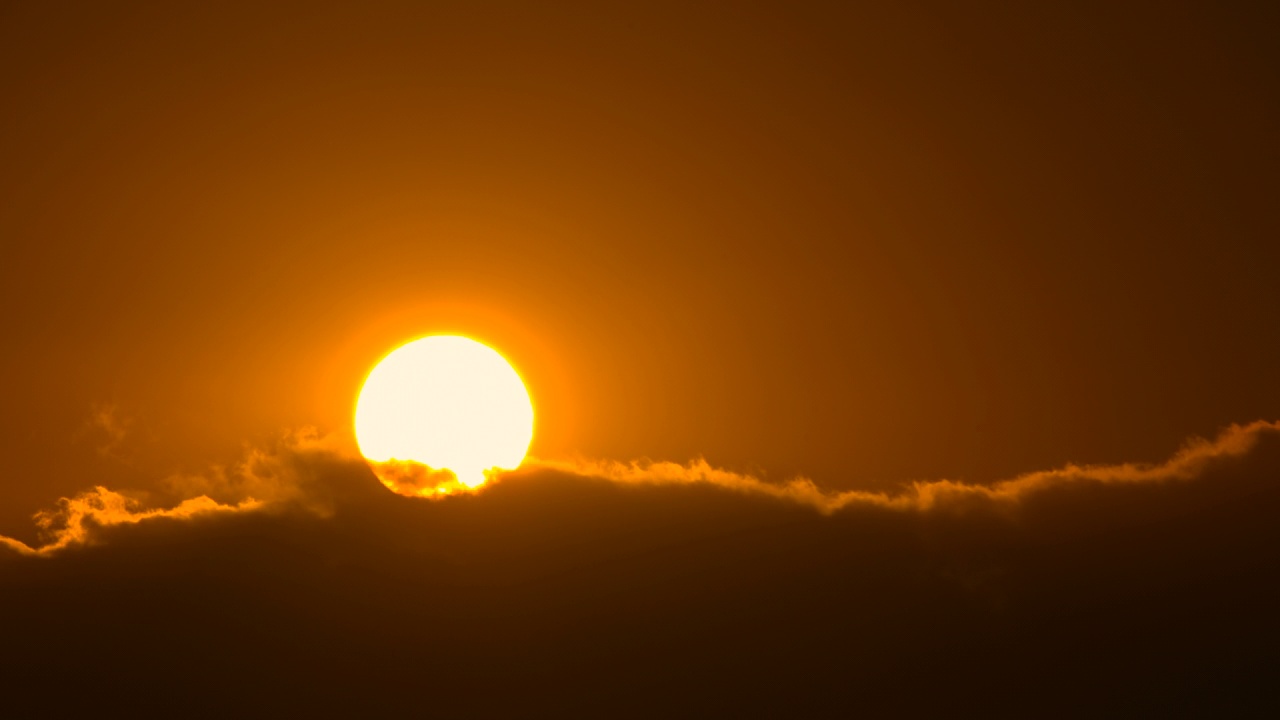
<box><xmin>1</xmin><ymin>2</ymin><xmax>1277</xmax><ymax>714</ymax></box>
<box><xmin>354</xmin><ymin>335</ymin><xmax>533</xmax><ymax>490</ymax></box>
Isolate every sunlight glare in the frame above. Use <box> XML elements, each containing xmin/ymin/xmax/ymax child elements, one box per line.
<box><xmin>355</xmin><ymin>335</ymin><xmax>534</xmax><ymax>492</ymax></box>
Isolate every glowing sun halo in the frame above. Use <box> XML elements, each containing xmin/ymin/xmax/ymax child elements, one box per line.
<box><xmin>355</xmin><ymin>336</ymin><xmax>534</xmax><ymax>492</ymax></box>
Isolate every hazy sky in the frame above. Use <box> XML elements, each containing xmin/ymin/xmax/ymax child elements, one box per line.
<box><xmin>2</xmin><ymin>1</ymin><xmax>1277</xmax><ymax>714</ymax></box>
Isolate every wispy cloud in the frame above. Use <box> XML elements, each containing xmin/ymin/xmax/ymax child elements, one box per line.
<box><xmin>160</xmin><ymin>427</ymin><xmax>350</xmax><ymax>511</ymax></box>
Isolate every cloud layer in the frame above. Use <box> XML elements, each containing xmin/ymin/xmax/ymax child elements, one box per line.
<box><xmin>1</xmin><ymin>421</ymin><xmax>1277</xmax><ymax>715</ymax></box>
<box><xmin>4</xmin><ymin>420</ymin><xmax>1278</xmax><ymax>556</ymax></box>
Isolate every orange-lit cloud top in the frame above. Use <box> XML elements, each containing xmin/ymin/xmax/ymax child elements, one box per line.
<box><xmin>0</xmin><ymin>427</ymin><xmax>346</xmax><ymax>557</ymax></box>
<box><xmin>2</xmin><ymin>420</ymin><xmax>1277</xmax><ymax>556</ymax></box>
<box><xmin>523</xmin><ymin>419</ymin><xmax>1278</xmax><ymax>513</ymax></box>
<box><xmin>0</xmin><ymin>488</ymin><xmax>258</xmax><ymax>557</ymax></box>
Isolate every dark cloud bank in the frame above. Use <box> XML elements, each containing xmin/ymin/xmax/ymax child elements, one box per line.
<box><xmin>3</xmin><ymin>425</ymin><xmax>1279</xmax><ymax>717</ymax></box>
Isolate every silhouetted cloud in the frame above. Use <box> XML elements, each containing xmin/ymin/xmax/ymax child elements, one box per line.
<box><xmin>5</xmin><ymin>421</ymin><xmax>1279</xmax><ymax>557</ymax></box>
<box><xmin>158</xmin><ymin>427</ymin><xmax>352</xmax><ymax>513</ymax></box>
<box><xmin>1</xmin><ymin>421</ymin><xmax>1277</xmax><ymax>715</ymax></box>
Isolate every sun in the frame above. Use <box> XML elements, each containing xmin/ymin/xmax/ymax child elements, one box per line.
<box><xmin>355</xmin><ymin>335</ymin><xmax>534</xmax><ymax>494</ymax></box>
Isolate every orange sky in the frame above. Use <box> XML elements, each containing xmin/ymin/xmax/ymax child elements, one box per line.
<box><xmin>1</xmin><ymin>2</ymin><xmax>1277</xmax><ymax>713</ymax></box>
<box><xmin>4</xmin><ymin>2</ymin><xmax>1277</xmax><ymax>528</ymax></box>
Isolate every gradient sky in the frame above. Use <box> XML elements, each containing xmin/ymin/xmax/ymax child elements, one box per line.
<box><xmin>2</xmin><ymin>1</ymin><xmax>1278</xmax><ymax>714</ymax></box>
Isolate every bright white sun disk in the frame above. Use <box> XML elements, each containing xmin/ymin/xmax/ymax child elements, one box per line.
<box><xmin>355</xmin><ymin>336</ymin><xmax>533</xmax><ymax>488</ymax></box>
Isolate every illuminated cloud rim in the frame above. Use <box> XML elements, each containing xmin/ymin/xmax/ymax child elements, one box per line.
<box><xmin>2</xmin><ymin>420</ymin><xmax>1276</xmax><ymax>556</ymax></box>
<box><xmin>0</xmin><ymin>490</ymin><xmax>259</xmax><ymax>557</ymax></box>
<box><xmin>540</xmin><ymin>419</ymin><xmax>1278</xmax><ymax>513</ymax></box>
